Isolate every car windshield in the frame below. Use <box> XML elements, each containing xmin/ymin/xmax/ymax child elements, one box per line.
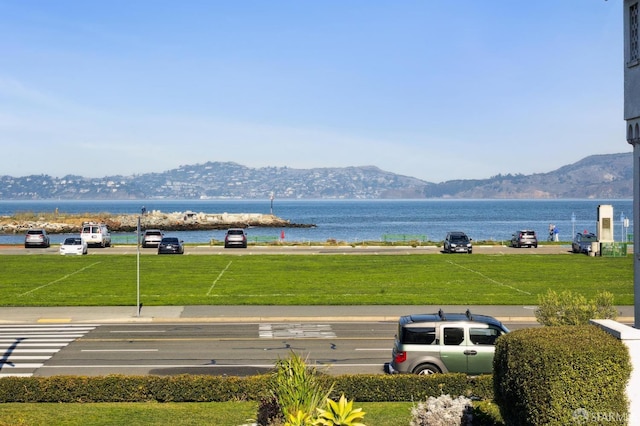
<box><xmin>162</xmin><ymin>238</ymin><xmax>179</xmax><ymax>244</ymax></box>
<box><xmin>228</xmin><ymin>229</ymin><xmax>244</xmax><ymax>235</ymax></box>
<box><xmin>63</xmin><ymin>238</ymin><xmax>80</xmax><ymax>245</ymax></box>
<box><xmin>581</xmin><ymin>234</ymin><xmax>597</xmax><ymax>242</ymax></box>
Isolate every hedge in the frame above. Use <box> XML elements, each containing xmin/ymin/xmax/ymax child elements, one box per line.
<box><xmin>493</xmin><ymin>325</ymin><xmax>631</xmax><ymax>425</ymax></box>
<box><xmin>0</xmin><ymin>373</ymin><xmax>493</xmax><ymax>403</ymax></box>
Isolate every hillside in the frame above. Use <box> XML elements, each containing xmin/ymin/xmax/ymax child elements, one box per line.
<box><xmin>421</xmin><ymin>153</ymin><xmax>632</xmax><ymax>199</ymax></box>
<box><xmin>0</xmin><ymin>153</ymin><xmax>632</xmax><ymax>200</ymax></box>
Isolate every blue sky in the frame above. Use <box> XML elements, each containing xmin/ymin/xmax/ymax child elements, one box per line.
<box><xmin>0</xmin><ymin>1</ymin><xmax>627</xmax><ymax>183</ymax></box>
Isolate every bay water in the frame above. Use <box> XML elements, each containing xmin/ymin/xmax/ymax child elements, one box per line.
<box><xmin>0</xmin><ymin>199</ymin><xmax>633</xmax><ymax>245</ymax></box>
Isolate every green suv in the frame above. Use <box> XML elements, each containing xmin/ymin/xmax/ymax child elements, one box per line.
<box><xmin>385</xmin><ymin>310</ymin><xmax>509</xmax><ymax>375</ymax></box>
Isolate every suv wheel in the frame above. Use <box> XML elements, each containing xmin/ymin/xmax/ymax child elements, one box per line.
<box><xmin>413</xmin><ymin>364</ymin><xmax>441</xmax><ymax>375</ymax></box>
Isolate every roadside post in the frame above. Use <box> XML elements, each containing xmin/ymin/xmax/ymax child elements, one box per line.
<box><xmin>137</xmin><ymin>206</ymin><xmax>146</xmax><ymax>317</ymax></box>
<box><xmin>571</xmin><ymin>212</ymin><xmax>576</xmax><ymax>239</ymax></box>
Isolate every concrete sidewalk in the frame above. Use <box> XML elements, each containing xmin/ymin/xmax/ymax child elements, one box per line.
<box><xmin>0</xmin><ymin>305</ymin><xmax>634</xmax><ymax>324</ymax></box>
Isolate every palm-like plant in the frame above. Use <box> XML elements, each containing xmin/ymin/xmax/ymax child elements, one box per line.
<box><xmin>314</xmin><ymin>394</ymin><xmax>366</xmax><ymax>426</ymax></box>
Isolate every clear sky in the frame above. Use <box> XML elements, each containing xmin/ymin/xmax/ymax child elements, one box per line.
<box><xmin>0</xmin><ymin>1</ymin><xmax>628</xmax><ymax>183</ymax></box>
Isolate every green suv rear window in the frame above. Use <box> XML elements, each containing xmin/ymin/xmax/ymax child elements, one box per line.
<box><xmin>401</xmin><ymin>327</ymin><xmax>436</xmax><ymax>344</ymax></box>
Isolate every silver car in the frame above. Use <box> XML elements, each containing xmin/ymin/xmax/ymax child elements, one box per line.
<box><xmin>142</xmin><ymin>229</ymin><xmax>164</xmax><ymax>248</ymax></box>
<box><xmin>224</xmin><ymin>228</ymin><xmax>247</xmax><ymax>248</ymax></box>
<box><xmin>25</xmin><ymin>229</ymin><xmax>50</xmax><ymax>248</ymax></box>
<box><xmin>510</xmin><ymin>230</ymin><xmax>538</xmax><ymax>248</ymax></box>
<box><xmin>386</xmin><ymin>310</ymin><xmax>509</xmax><ymax>375</ymax></box>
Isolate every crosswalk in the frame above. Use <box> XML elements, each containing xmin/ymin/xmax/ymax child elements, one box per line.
<box><xmin>0</xmin><ymin>324</ymin><xmax>97</xmax><ymax>377</ymax></box>
<box><xmin>259</xmin><ymin>323</ymin><xmax>336</xmax><ymax>339</ymax></box>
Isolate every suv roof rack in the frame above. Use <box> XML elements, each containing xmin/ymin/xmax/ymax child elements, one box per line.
<box><xmin>465</xmin><ymin>309</ymin><xmax>473</xmax><ymax>321</ymax></box>
<box><xmin>438</xmin><ymin>309</ymin><xmax>445</xmax><ymax>320</ymax></box>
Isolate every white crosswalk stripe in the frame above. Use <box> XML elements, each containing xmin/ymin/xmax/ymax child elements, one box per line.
<box><xmin>259</xmin><ymin>323</ymin><xmax>336</xmax><ymax>338</ymax></box>
<box><xmin>0</xmin><ymin>324</ymin><xmax>97</xmax><ymax>377</ymax></box>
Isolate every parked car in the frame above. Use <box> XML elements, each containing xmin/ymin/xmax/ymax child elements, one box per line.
<box><xmin>443</xmin><ymin>231</ymin><xmax>472</xmax><ymax>254</ymax></box>
<box><xmin>80</xmin><ymin>222</ymin><xmax>111</xmax><ymax>247</ymax></box>
<box><xmin>158</xmin><ymin>237</ymin><xmax>184</xmax><ymax>254</ymax></box>
<box><xmin>572</xmin><ymin>232</ymin><xmax>598</xmax><ymax>254</ymax></box>
<box><xmin>510</xmin><ymin>230</ymin><xmax>538</xmax><ymax>248</ymax></box>
<box><xmin>59</xmin><ymin>237</ymin><xmax>88</xmax><ymax>255</ymax></box>
<box><xmin>24</xmin><ymin>229</ymin><xmax>50</xmax><ymax>248</ymax></box>
<box><xmin>141</xmin><ymin>229</ymin><xmax>164</xmax><ymax>248</ymax></box>
<box><xmin>385</xmin><ymin>309</ymin><xmax>509</xmax><ymax>375</ymax></box>
<box><xmin>224</xmin><ymin>228</ymin><xmax>248</xmax><ymax>248</ymax></box>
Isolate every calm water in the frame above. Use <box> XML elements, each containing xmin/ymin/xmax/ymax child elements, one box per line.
<box><xmin>0</xmin><ymin>199</ymin><xmax>633</xmax><ymax>244</ymax></box>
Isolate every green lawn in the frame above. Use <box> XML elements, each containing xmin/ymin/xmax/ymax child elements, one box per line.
<box><xmin>0</xmin><ymin>402</ymin><xmax>416</xmax><ymax>426</ymax></box>
<box><xmin>0</xmin><ymin>254</ymin><xmax>632</xmax><ymax>306</ymax></box>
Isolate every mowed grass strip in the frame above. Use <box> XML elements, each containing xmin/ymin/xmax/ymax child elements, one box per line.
<box><xmin>0</xmin><ymin>401</ymin><xmax>414</xmax><ymax>426</ymax></box>
<box><xmin>0</xmin><ymin>254</ymin><xmax>632</xmax><ymax>306</ymax></box>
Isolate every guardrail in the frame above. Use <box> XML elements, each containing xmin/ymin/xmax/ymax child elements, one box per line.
<box><xmin>381</xmin><ymin>234</ymin><xmax>428</xmax><ymax>243</ymax></box>
<box><xmin>249</xmin><ymin>236</ymin><xmax>279</xmax><ymax>243</ymax></box>
<box><xmin>111</xmin><ymin>235</ymin><xmax>139</xmax><ymax>244</ymax></box>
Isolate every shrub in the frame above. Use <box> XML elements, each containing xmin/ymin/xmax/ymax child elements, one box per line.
<box><xmin>534</xmin><ymin>289</ymin><xmax>617</xmax><ymax>326</ymax></box>
<box><xmin>269</xmin><ymin>352</ymin><xmax>334</xmax><ymax>423</ymax></box>
<box><xmin>409</xmin><ymin>394</ymin><xmax>473</xmax><ymax>426</ymax></box>
<box><xmin>0</xmin><ymin>373</ymin><xmax>493</xmax><ymax>404</ymax></box>
<box><xmin>494</xmin><ymin>325</ymin><xmax>631</xmax><ymax>425</ymax></box>
<box><xmin>314</xmin><ymin>394</ymin><xmax>366</xmax><ymax>426</ymax></box>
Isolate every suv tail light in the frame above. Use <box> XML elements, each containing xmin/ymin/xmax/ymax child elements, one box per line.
<box><xmin>394</xmin><ymin>351</ymin><xmax>407</xmax><ymax>364</ymax></box>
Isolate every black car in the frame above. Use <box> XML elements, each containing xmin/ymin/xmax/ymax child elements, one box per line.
<box><xmin>443</xmin><ymin>231</ymin><xmax>472</xmax><ymax>254</ymax></box>
<box><xmin>572</xmin><ymin>232</ymin><xmax>597</xmax><ymax>254</ymax></box>
<box><xmin>157</xmin><ymin>237</ymin><xmax>184</xmax><ymax>255</ymax></box>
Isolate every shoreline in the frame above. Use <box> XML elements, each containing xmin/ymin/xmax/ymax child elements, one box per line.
<box><xmin>0</xmin><ymin>210</ymin><xmax>315</xmax><ymax>234</ymax></box>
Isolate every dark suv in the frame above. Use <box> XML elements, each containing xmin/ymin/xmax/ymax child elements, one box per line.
<box><xmin>385</xmin><ymin>309</ymin><xmax>509</xmax><ymax>375</ymax></box>
<box><xmin>443</xmin><ymin>231</ymin><xmax>472</xmax><ymax>254</ymax></box>
<box><xmin>510</xmin><ymin>230</ymin><xmax>538</xmax><ymax>248</ymax></box>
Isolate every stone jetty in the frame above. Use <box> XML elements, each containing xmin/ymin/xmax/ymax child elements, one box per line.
<box><xmin>0</xmin><ymin>210</ymin><xmax>314</xmax><ymax>234</ymax></box>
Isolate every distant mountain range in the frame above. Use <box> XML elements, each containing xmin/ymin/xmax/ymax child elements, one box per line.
<box><xmin>0</xmin><ymin>153</ymin><xmax>632</xmax><ymax>200</ymax></box>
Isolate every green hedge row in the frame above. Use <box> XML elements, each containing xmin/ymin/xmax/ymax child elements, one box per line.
<box><xmin>494</xmin><ymin>325</ymin><xmax>631</xmax><ymax>425</ymax></box>
<box><xmin>0</xmin><ymin>373</ymin><xmax>493</xmax><ymax>403</ymax></box>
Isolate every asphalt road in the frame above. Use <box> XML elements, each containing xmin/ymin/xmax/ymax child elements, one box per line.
<box><xmin>0</xmin><ymin>320</ymin><xmax>538</xmax><ymax>378</ymax></box>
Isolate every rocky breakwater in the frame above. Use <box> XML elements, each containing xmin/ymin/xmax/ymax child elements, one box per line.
<box><xmin>0</xmin><ymin>210</ymin><xmax>315</xmax><ymax>234</ymax></box>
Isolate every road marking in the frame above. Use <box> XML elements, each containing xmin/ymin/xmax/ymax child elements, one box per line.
<box><xmin>18</xmin><ymin>262</ymin><xmax>102</xmax><ymax>297</ymax></box>
<box><xmin>207</xmin><ymin>260</ymin><xmax>233</xmax><ymax>296</ymax></box>
<box><xmin>81</xmin><ymin>349</ymin><xmax>158</xmax><ymax>352</ymax></box>
<box><xmin>259</xmin><ymin>324</ymin><xmax>337</xmax><ymax>338</ymax></box>
<box><xmin>40</xmin><ymin>363</ymin><xmax>385</xmax><ymax>370</ymax></box>
<box><xmin>0</xmin><ymin>324</ymin><xmax>97</xmax><ymax>377</ymax></box>
<box><xmin>445</xmin><ymin>260</ymin><xmax>532</xmax><ymax>295</ymax></box>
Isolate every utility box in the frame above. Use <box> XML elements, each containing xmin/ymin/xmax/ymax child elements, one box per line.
<box><xmin>597</xmin><ymin>204</ymin><xmax>614</xmax><ymax>243</ymax></box>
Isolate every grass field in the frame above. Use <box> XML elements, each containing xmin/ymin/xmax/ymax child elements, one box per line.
<box><xmin>0</xmin><ymin>254</ymin><xmax>633</xmax><ymax>306</ymax></box>
<box><xmin>0</xmin><ymin>401</ymin><xmax>419</xmax><ymax>426</ymax></box>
